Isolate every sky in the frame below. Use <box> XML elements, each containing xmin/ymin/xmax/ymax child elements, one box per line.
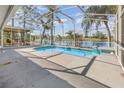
<box><xmin>7</xmin><ymin>5</ymin><xmax>115</xmax><ymax>36</ymax></box>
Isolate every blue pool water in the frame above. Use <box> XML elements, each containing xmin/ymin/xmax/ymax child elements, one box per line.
<box><xmin>34</xmin><ymin>46</ymin><xmax>106</xmax><ymax>57</ymax></box>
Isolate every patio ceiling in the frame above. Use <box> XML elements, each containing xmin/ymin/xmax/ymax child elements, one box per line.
<box><xmin>0</xmin><ymin>5</ymin><xmax>18</xmax><ymax>32</ymax></box>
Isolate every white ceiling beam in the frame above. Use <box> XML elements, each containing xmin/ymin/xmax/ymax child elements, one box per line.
<box><xmin>86</xmin><ymin>13</ymin><xmax>116</xmax><ymax>16</ymax></box>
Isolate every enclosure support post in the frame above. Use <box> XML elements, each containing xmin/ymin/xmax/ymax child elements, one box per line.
<box><xmin>18</xmin><ymin>29</ymin><xmax>19</xmax><ymax>47</ymax></box>
<box><xmin>73</xmin><ymin>21</ymin><xmax>76</xmax><ymax>46</ymax></box>
<box><xmin>51</xmin><ymin>13</ymin><xmax>54</xmax><ymax>45</ymax></box>
<box><xmin>30</xmin><ymin>31</ymin><xmax>31</xmax><ymax>46</ymax></box>
<box><xmin>1</xmin><ymin>29</ymin><xmax>4</xmax><ymax>48</ymax></box>
<box><xmin>11</xmin><ymin>27</ymin><xmax>12</xmax><ymax>46</ymax></box>
<box><xmin>62</xmin><ymin>23</ymin><xmax>64</xmax><ymax>45</ymax></box>
<box><xmin>54</xmin><ymin>26</ymin><xmax>55</xmax><ymax>45</ymax></box>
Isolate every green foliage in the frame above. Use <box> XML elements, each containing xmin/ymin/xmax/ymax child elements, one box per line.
<box><xmin>56</xmin><ymin>35</ymin><xmax>62</xmax><ymax>41</ymax></box>
<box><xmin>92</xmin><ymin>31</ymin><xmax>106</xmax><ymax>39</ymax></box>
<box><xmin>66</xmin><ymin>30</ymin><xmax>74</xmax><ymax>39</ymax></box>
<box><xmin>6</xmin><ymin>39</ymin><xmax>11</xmax><ymax>43</ymax></box>
<box><xmin>66</xmin><ymin>30</ymin><xmax>83</xmax><ymax>41</ymax></box>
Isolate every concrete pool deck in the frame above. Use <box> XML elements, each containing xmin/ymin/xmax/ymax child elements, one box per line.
<box><xmin>0</xmin><ymin>49</ymin><xmax>74</xmax><ymax>88</ymax></box>
<box><xmin>13</xmin><ymin>47</ymin><xmax>124</xmax><ymax>88</ymax></box>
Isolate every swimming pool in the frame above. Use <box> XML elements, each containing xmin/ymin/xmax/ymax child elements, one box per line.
<box><xmin>34</xmin><ymin>46</ymin><xmax>108</xmax><ymax>57</ymax></box>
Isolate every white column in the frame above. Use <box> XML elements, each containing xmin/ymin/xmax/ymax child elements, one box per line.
<box><xmin>11</xmin><ymin>28</ymin><xmax>13</xmax><ymax>46</ymax></box>
<box><xmin>54</xmin><ymin>26</ymin><xmax>55</xmax><ymax>45</ymax></box>
<box><xmin>118</xmin><ymin>6</ymin><xmax>124</xmax><ymax>70</ymax></box>
<box><xmin>17</xmin><ymin>29</ymin><xmax>19</xmax><ymax>47</ymax></box>
<box><xmin>1</xmin><ymin>29</ymin><xmax>4</xmax><ymax>48</ymax></box>
<box><xmin>30</xmin><ymin>31</ymin><xmax>31</xmax><ymax>46</ymax></box>
<box><xmin>73</xmin><ymin>21</ymin><xmax>76</xmax><ymax>46</ymax></box>
<box><xmin>61</xmin><ymin>23</ymin><xmax>64</xmax><ymax>45</ymax></box>
<box><xmin>115</xmin><ymin>13</ymin><xmax>118</xmax><ymax>56</ymax></box>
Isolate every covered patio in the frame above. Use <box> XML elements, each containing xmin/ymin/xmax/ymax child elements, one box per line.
<box><xmin>0</xmin><ymin>5</ymin><xmax>124</xmax><ymax>88</ymax></box>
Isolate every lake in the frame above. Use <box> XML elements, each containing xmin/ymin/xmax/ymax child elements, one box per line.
<box><xmin>41</xmin><ymin>40</ymin><xmax>115</xmax><ymax>48</ymax></box>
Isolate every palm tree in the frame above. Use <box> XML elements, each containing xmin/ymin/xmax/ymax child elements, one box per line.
<box><xmin>46</xmin><ymin>5</ymin><xmax>59</xmax><ymax>45</ymax></box>
<box><xmin>19</xmin><ymin>5</ymin><xmax>59</xmax><ymax>45</ymax></box>
<box><xmin>81</xmin><ymin>5</ymin><xmax>117</xmax><ymax>47</ymax></box>
<box><xmin>45</xmin><ymin>5</ymin><xmax>76</xmax><ymax>45</ymax></box>
<box><xmin>56</xmin><ymin>35</ymin><xmax>62</xmax><ymax>45</ymax></box>
<box><xmin>66</xmin><ymin>31</ymin><xmax>74</xmax><ymax>40</ymax></box>
<box><xmin>55</xmin><ymin>16</ymin><xmax>64</xmax><ymax>44</ymax></box>
<box><xmin>66</xmin><ymin>31</ymin><xmax>82</xmax><ymax>46</ymax></box>
<box><xmin>16</xmin><ymin>5</ymin><xmax>74</xmax><ymax>46</ymax></box>
<box><xmin>39</xmin><ymin>16</ymin><xmax>51</xmax><ymax>44</ymax></box>
<box><xmin>66</xmin><ymin>31</ymin><xmax>74</xmax><ymax>46</ymax></box>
